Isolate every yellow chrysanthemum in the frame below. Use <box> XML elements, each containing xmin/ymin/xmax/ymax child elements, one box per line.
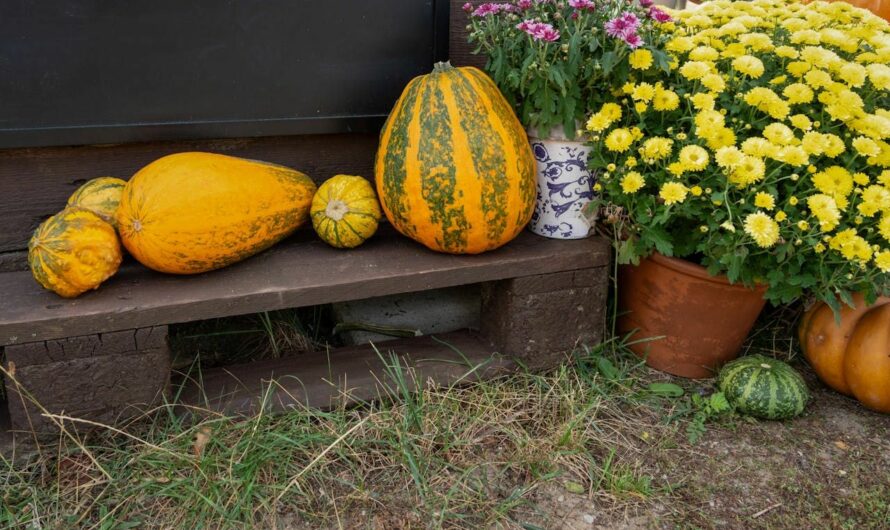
<box><xmin>875</xmin><ymin>251</ymin><xmax>890</xmax><ymax>272</ymax></box>
<box><xmin>789</xmin><ymin>114</ymin><xmax>812</xmax><ymax>131</ymax></box>
<box><xmin>586</xmin><ymin>113</ymin><xmax>612</xmax><ymax>133</ymax></box>
<box><xmin>782</xmin><ymin>83</ymin><xmax>814</xmax><ymax>104</ymax></box>
<box><xmin>857</xmin><ymin>185</ymin><xmax>890</xmax><ymax>217</ymax></box>
<box><xmin>733</xmin><ymin>55</ymin><xmax>765</xmax><ymax>78</ymax></box>
<box><xmin>852</xmin><ymin>136</ymin><xmax>881</xmax><ymax>157</ymax></box>
<box><xmin>813</xmin><ymin>166</ymin><xmax>854</xmax><ymax>198</ymax></box>
<box><xmin>715</xmin><ymin>146</ymin><xmax>745</xmax><ymax>169</ymax></box>
<box><xmin>763</xmin><ymin>123</ymin><xmax>796</xmax><ymax>145</ymax></box>
<box><xmin>629</xmin><ymin>49</ymin><xmax>654</xmax><ymax>70</ymax></box>
<box><xmin>744</xmin><ymin>212</ymin><xmax>780</xmax><ymax>248</ymax></box>
<box><xmin>679</xmin><ymin>145</ymin><xmax>710</xmax><ymax>171</ymax></box>
<box><xmin>621</xmin><ymin>171</ymin><xmax>645</xmax><ymax>194</ymax></box>
<box><xmin>600</xmin><ymin>103</ymin><xmax>622</xmax><ymax>121</ymax></box>
<box><xmin>680</xmin><ymin>61</ymin><xmax>712</xmax><ymax>80</ymax></box>
<box><xmin>652</xmin><ymin>87</ymin><xmax>680</xmax><ymax>112</ymax></box>
<box><xmin>605</xmin><ymin>128</ymin><xmax>634</xmax><ymax>152</ymax></box>
<box><xmin>754</xmin><ymin>192</ymin><xmax>776</xmax><ymax>210</ymax></box>
<box><xmin>807</xmin><ymin>194</ymin><xmax>841</xmax><ymax>231</ymax></box>
<box><xmin>640</xmin><ymin>137</ymin><xmax>674</xmax><ymax>162</ymax></box>
<box><xmin>659</xmin><ymin>182</ymin><xmax>689</xmax><ymax>205</ymax></box>
<box><xmin>631</xmin><ymin>83</ymin><xmax>656</xmax><ymax>102</ymax></box>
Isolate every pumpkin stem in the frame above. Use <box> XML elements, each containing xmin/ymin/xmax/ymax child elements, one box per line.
<box><xmin>433</xmin><ymin>61</ymin><xmax>454</xmax><ymax>73</ymax></box>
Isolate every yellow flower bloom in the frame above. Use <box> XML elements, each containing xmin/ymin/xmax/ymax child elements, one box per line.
<box><xmin>629</xmin><ymin>49</ymin><xmax>654</xmax><ymax>70</ymax></box>
<box><xmin>715</xmin><ymin>146</ymin><xmax>745</xmax><ymax>169</ymax></box>
<box><xmin>680</xmin><ymin>61</ymin><xmax>712</xmax><ymax>80</ymax></box>
<box><xmin>797</xmin><ymin>220</ymin><xmax>809</xmax><ymax>230</ymax></box>
<box><xmin>775</xmin><ymin>211</ymin><xmax>788</xmax><ymax>222</ymax></box>
<box><xmin>691</xmin><ymin>93</ymin><xmax>716</xmax><ymax>111</ymax></box>
<box><xmin>857</xmin><ymin>185</ymin><xmax>890</xmax><ymax>217</ymax></box>
<box><xmin>813</xmin><ymin>166</ymin><xmax>854</xmax><ymax>199</ymax></box>
<box><xmin>782</xmin><ymin>83</ymin><xmax>814</xmax><ymax>104</ymax></box>
<box><xmin>653</xmin><ymin>88</ymin><xmax>680</xmax><ymax>112</ymax></box>
<box><xmin>640</xmin><ymin>137</ymin><xmax>674</xmax><ymax>161</ymax></box>
<box><xmin>605</xmin><ymin>128</ymin><xmax>634</xmax><ymax>152</ymax></box>
<box><xmin>690</xmin><ymin>185</ymin><xmax>703</xmax><ymax>197</ymax></box>
<box><xmin>880</xmin><ymin>215</ymin><xmax>890</xmax><ymax>243</ymax></box>
<box><xmin>754</xmin><ymin>192</ymin><xmax>776</xmax><ymax>210</ymax></box>
<box><xmin>600</xmin><ymin>103</ymin><xmax>622</xmax><ymax>121</ymax></box>
<box><xmin>635</xmin><ymin>101</ymin><xmax>648</xmax><ymax>114</ymax></box>
<box><xmin>744</xmin><ymin>212</ymin><xmax>780</xmax><ymax>248</ymax></box>
<box><xmin>807</xmin><ymin>194</ymin><xmax>841</xmax><ymax>231</ymax></box>
<box><xmin>733</xmin><ymin>55</ymin><xmax>765</xmax><ymax>78</ymax></box>
<box><xmin>631</xmin><ymin>83</ymin><xmax>656</xmax><ymax>102</ymax></box>
<box><xmin>789</xmin><ymin>114</ymin><xmax>812</xmax><ymax>131</ymax></box>
<box><xmin>679</xmin><ymin>145</ymin><xmax>710</xmax><ymax>171</ymax></box>
<box><xmin>852</xmin><ymin>136</ymin><xmax>881</xmax><ymax>157</ymax></box>
<box><xmin>763</xmin><ymin>123</ymin><xmax>796</xmax><ymax>145</ymax></box>
<box><xmin>701</xmin><ymin>73</ymin><xmax>726</xmax><ymax>93</ymax></box>
<box><xmin>875</xmin><ymin>251</ymin><xmax>890</xmax><ymax>272</ymax></box>
<box><xmin>659</xmin><ymin>182</ymin><xmax>689</xmax><ymax>205</ymax></box>
<box><xmin>586</xmin><ymin>113</ymin><xmax>612</xmax><ymax>133</ymax></box>
<box><xmin>689</xmin><ymin>46</ymin><xmax>720</xmax><ymax>62</ymax></box>
<box><xmin>620</xmin><ymin>171</ymin><xmax>645</xmax><ymax>194</ymax></box>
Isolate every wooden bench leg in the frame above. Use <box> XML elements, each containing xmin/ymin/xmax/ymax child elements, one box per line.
<box><xmin>3</xmin><ymin>326</ymin><xmax>171</xmax><ymax>435</ymax></box>
<box><xmin>480</xmin><ymin>268</ymin><xmax>608</xmax><ymax>371</ymax></box>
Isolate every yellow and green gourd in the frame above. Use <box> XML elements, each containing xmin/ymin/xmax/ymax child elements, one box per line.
<box><xmin>116</xmin><ymin>152</ymin><xmax>316</xmax><ymax>274</ymax></box>
<box><xmin>66</xmin><ymin>177</ymin><xmax>127</xmax><ymax>228</ymax></box>
<box><xmin>311</xmin><ymin>175</ymin><xmax>382</xmax><ymax>248</ymax></box>
<box><xmin>29</xmin><ymin>207</ymin><xmax>123</xmax><ymax>298</ymax></box>
<box><xmin>375</xmin><ymin>62</ymin><xmax>536</xmax><ymax>254</ymax></box>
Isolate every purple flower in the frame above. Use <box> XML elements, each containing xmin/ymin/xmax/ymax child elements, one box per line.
<box><xmin>463</xmin><ymin>2</ymin><xmax>473</xmax><ymax>12</ymax></box>
<box><xmin>472</xmin><ymin>3</ymin><xmax>515</xmax><ymax>16</ymax></box>
<box><xmin>648</xmin><ymin>7</ymin><xmax>673</xmax><ymax>23</ymax></box>
<box><xmin>517</xmin><ymin>19</ymin><xmax>560</xmax><ymax>42</ymax></box>
<box><xmin>604</xmin><ymin>12</ymin><xmax>640</xmax><ymax>39</ymax></box>
<box><xmin>517</xmin><ymin>0</ymin><xmax>533</xmax><ymax>8</ymax></box>
<box><xmin>623</xmin><ymin>32</ymin><xmax>644</xmax><ymax>48</ymax></box>
<box><xmin>568</xmin><ymin>0</ymin><xmax>595</xmax><ymax>9</ymax></box>
<box><xmin>639</xmin><ymin>0</ymin><xmax>654</xmax><ymax>7</ymax></box>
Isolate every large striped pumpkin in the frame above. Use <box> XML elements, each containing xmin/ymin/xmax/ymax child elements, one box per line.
<box><xmin>375</xmin><ymin>62</ymin><xmax>536</xmax><ymax>254</ymax></box>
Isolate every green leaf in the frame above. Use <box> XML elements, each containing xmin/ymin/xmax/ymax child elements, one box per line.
<box><xmin>564</xmin><ymin>481</ymin><xmax>586</xmax><ymax>494</ymax></box>
<box><xmin>600</xmin><ymin>51</ymin><xmax>618</xmax><ymax>76</ymax></box>
<box><xmin>595</xmin><ymin>356</ymin><xmax>620</xmax><ymax>380</ymax></box>
<box><xmin>647</xmin><ymin>383</ymin><xmax>685</xmax><ymax>398</ymax></box>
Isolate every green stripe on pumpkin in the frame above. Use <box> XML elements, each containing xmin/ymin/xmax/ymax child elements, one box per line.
<box><xmin>380</xmin><ymin>78</ymin><xmax>423</xmax><ymax>238</ymax></box>
<box><xmin>463</xmin><ymin>67</ymin><xmax>536</xmax><ymax>227</ymax></box>
<box><xmin>418</xmin><ymin>75</ymin><xmax>469</xmax><ymax>252</ymax></box>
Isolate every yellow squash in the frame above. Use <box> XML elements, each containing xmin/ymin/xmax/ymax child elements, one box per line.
<box><xmin>66</xmin><ymin>177</ymin><xmax>127</xmax><ymax>228</ymax></box>
<box><xmin>116</xmin><ymin>152</ymin><xmax>316</xmax><ymax>274</ymax></box>
<box><xmin>29</xmin><ymin>207</ymin><xmax>123</xmax><ymax>298</ymax></box>
<box><xmin>311</xmin><ymin>175</ymin><xmax>382</xmax><ymax>248</ymax></box>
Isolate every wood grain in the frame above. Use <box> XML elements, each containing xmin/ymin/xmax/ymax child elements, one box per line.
<box><xmin>0</xmin><ymin>227</ymin><xmax>609</xmax><ymax>346</ymax></box>
<box><xmin>0</xmin><ymin>133</ymin><xmax>378</xmax><ymax>254</ymax></box>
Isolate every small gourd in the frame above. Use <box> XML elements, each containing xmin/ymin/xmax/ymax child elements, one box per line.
<box><xmin>718</xmin><ymin>355</ymin><xmax>809</xmax><ymax>420</ymax></box>
<box><xmin>66</xmin><ymin>177</ymin><xmax>127</xmax><ymax>228</ymax></box>
<box><xmin>311</xmin><ymin>175</ymin><xmax>382</xmax><ymax>248</ymax></box>
<box><xmin>29</xmin><ymin>207</ymin><xmax>123</xmax><ymax>298</ymax></box>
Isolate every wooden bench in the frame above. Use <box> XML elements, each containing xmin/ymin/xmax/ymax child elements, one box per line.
<box><xmin>1</xmin><ymin>224</ymin><xmax>609</xmax><ymax>434</ymax></box>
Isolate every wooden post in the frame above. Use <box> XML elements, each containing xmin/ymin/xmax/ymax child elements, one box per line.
<box><xmin>480</xmin><ymin>268</ymin><xmax>608</xmax><ymax>371</ymax></box>
<box><xmin>3</xmin><ymin>326</ymin><xmax>171</xmax><ymax>434</ymax></box>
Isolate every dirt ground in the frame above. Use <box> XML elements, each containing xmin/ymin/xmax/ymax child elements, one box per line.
<box><xmin>518</xmin><ymin>368</ymin><xmax>890</xmax><ymax>530</ymax></box>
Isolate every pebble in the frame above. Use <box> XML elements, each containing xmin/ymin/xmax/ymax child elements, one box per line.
<box><xmin>583</xmin><ymin>514</ymin><xmax>595</xmax><ymax>524</ymax></box>
<box><xmin>557</xmin><ymin>495</ymin><xmax>565</xmax><ymax>503</ymax></box>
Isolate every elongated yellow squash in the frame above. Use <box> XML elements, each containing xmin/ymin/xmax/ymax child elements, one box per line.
<box><xmin>116</xmin><ymin>152</ymin><xmax>316</xmax><ymax>274</ymax></box>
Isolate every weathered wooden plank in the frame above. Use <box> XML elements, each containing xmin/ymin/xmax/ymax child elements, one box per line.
<box><xmin>0</xmin><ymin>228</ymin><xmax>610</xmax><ymax>346</ymax></box>
<box><xmin>0</xmin><ymin>133</ymin><xmax>378</xmax><ymax>254</ymax></box>
<box><xmin>179</xmin><ymin>330</ymin><xmax>514</xmax><ymax>416</ymax></box>
<box><xmin>449</xmin><ymin>0</ymin><xmax>487</xmax><ymax>69</ymax></box>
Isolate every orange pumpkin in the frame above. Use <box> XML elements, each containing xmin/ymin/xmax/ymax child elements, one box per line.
<box><xmin>798</xmin><ymin>293</ymin><xmax>890</xmax><ymax>413</ymax></box>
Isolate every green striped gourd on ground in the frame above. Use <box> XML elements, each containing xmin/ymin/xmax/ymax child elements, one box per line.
<box><xmin>717</xmin><ymin>355</ymin><xmax>809</xmax><ymax>420</ymax></box>
<box><xmin>375</xmin><ymin>61</ymin><xmax>536</xmax><ymax>254</ymax></box>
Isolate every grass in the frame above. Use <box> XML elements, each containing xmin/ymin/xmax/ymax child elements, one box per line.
<box><xmin>2</xmin><ymin>305</ymin><xmax>889</xmax><ymax>529</ymax></box>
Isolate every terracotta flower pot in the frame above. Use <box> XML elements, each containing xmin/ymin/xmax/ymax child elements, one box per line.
<box><xmin>618</xmin><ymin>253</ymin><xmax>767</xmax><ymax>378</ymax></box>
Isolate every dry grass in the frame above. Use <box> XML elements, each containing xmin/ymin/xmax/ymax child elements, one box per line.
<box><xmin>2</xmin><ymin>308</ymin><xmax>889</xmax><ymax>529</ymax></box>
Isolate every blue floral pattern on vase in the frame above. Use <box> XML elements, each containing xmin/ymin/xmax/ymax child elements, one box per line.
<box><xmin>527</xmin><ymin>137</ymin><xmax>596</xmax><ymax>239</ymax></box>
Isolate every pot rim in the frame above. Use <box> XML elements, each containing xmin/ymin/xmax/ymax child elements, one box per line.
<box><xmin>647</xmin><ymin>252</ymin><xmax>767</xmax><ymax>293</ymax></box>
